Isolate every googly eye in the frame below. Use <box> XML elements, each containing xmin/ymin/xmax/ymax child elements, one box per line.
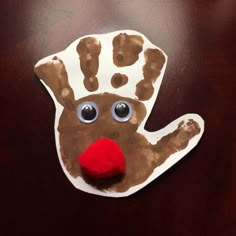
<box><xmin>111</xmin><ymin>101</ymin><xmax>133</xmax><ymax>122</ymax></box>
<box><xmin>77</xmin><ymin>102</ymin><xmax>98</xmax><ymax>123</ymax></box>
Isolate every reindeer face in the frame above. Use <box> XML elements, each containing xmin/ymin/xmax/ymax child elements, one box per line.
<box><xmin>34</xmin><ymin>30</ymin><xmax>204</xmax><ymax>197</ymax></box>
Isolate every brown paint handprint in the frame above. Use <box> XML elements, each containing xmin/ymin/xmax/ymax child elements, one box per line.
<box><xmin>34</xmin><ymin>30</ymin><xmax>204</xmax><ymax>197</ymax></box>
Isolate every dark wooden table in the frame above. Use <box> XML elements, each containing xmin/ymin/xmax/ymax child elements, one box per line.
<box><xmin>1</xmin><ymin>1</ymin><xmax>236</xmax><ymax>235</ymax></box>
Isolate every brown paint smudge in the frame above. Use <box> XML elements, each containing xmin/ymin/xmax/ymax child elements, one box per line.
<box><xmin>76</xmin><ymin>37</ymin><xmax>101</xmax><ymax>92</ymax></box>
<box><xmin>135</xmin><ymin>80</ymin><xmax>154</xmax><ymax>101</ymax></box>
<box><xmin>111</xmin><ymin>73</ymin><xmax>128</xmax><ymax>88</ymax></box>
<box><xmin>135</xmin><ymin>48</ymin><xmax>166</xmax><ymax>101</ymax></box>
<box><xmin>113</xmin><ymin>33</ymin><xmax>144</xmax><ymax>67</ymax></box>
<box><xmin>58</xmin><ymin>92</ymin><xmax>201</xmax><ymax>193</ymax></box>
<box><xmin>34</xmin><ymin>56</ymin><xmax>75</xmax><ymax>109</ymax></box>
<box><xmin>152</xmin><ymin>119</ymin><xmax>201</xmax><ymax>166</ymax></box>
<box><xmin>58</xmin><ymin>93</ymin><xmax>146</xmax><ymax>181</ymax></box>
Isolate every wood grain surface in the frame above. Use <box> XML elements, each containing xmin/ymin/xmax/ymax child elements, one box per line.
<box><xmin>1</xmin><ymin>1</ymin><xmax>236</xmax><ymax>235</ymax></box>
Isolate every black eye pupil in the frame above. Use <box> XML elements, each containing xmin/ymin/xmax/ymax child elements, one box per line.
<box><xmin>81</xmin><ymin>105</ymin><xmax>96</xmax><ymax>120</ymax></box>
<box><xmin>115</xmin><ymin>103</ymin><xmax>130</xmax><ymax>118</ymax></box>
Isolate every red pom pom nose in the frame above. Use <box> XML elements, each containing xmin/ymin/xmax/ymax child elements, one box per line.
<box><xmin>78</xmin><ymin>138</ymin><xmax>125</xmax><ymax>179</ymax></box>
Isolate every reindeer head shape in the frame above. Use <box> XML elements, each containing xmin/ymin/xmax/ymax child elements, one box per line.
<box><xmin>34</xmin><ymin>30</ymin><xmax>204</xmax><ymax>197</ymax></box>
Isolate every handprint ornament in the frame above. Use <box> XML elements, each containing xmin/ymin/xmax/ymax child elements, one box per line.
<box><xmin>34</xmin><ymin>30</ymin><xmax>204</xmax><ymax>197</ymax></box>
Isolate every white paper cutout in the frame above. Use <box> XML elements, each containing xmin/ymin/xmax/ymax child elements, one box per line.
<box><xmin>35</xmin><ymin>30</ymin><xmax>204</xmax><ymax>197</ymax></box>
